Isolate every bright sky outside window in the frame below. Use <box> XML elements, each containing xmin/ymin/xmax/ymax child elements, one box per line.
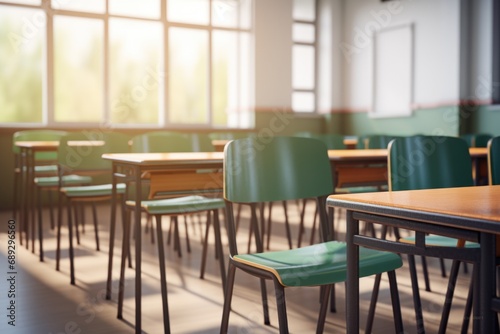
<box><xmin>0</xmin><ymin>6</ymin><xmax>44</xmax><ymax>123</ymax></box>
<box><xmin>109</xmin><ymin>18</ymin><xmax>163</xmax><ymax>125</ymax></box>
<box><xmin>54</xmin><ymin>16</ymin><xmax>104</xmax><ymax>122</ymax></box>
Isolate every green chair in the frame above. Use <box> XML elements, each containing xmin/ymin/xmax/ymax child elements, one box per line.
<box><xmin>186</xmin><ymin>132</ymin><xmax>215</xmax><ymax>152</ymax></box>
<box><xmin>129</xmin><ymin>131</ymin><xmax>193</xmax><ymax>153</ymax></box>
<box><xmin>116</xmin><ymin>132</ymin><xmax>226</xmax><ymax>333</ymax></box>
<box><xmin>488</xmin><ymin>136</ymin><xmax>500</xmax><ymax>185</ymax></box>
<box><xmin>127</xmin><ymin>131</ymin><xmax>224</xmax><ymax>267</ymax></box>
<box><xmin>388</xmin><ymin>135</ymin><xmax>479</xmax><ymax>333</ymax></box>
<box><xmin>365</xmin><ymin>134</ymin><xmax>401</xmax><ymax>149</ymax></box>
<box><xmin>461</xmin><ymin>133</ymin><xmax>493</xmax><ymax>148</ymax></box>
<box><xmin>12</xmin><ymin>130</ymin><xmax>68</xmax><ymax>229</ymax></box>
<box><xmin>221</xmin><ymin>136</ymin><xmax>404</xmax><ymax>333</ymax></box>
<box><xmin>55</xmin><ymin>131</ymin><xmax>129</xmax><ymax>285</ymax></box>
<box><xmin>34</xmin><ymin>173</ymin><xmax>93</xmax><ymax>262</ymax></box>
<box><xmin>128</xmin><ymin>131</ymin><xmax>218</xmax><ymax>256</ymax></box>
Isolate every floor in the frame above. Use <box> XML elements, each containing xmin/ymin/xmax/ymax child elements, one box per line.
<box><xmin>0</xmin><ymin>201</ymin><xmax>476</xmax><ymax>334</ymax></box>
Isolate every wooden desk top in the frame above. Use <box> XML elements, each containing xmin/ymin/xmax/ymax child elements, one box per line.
<box><xmin>15</xmin><ymin>140</ymin><xmax>106</xmax><ymax>148</ymax></box>
<box><xmin>328</xmin><ymin>149</ymin><xmax>387</xmax><ymax>161</ymax></box>
<box><xmin>328</xmin><ymin>185</ymin><xmax>500</xmax><ymax>233</ymax></box>
<box><xmin>102</xmin><ymin>151</ymin><xmax>224</xmax><ymax>167</ymax></box>
<box><xmin>15</xmin><ymin>141</ymin><xmax>59</xmax><ymax>150</ymax></box>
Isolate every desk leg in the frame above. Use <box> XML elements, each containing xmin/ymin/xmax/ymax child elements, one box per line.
<box><xmin>346</xmin><ymin>210</ymin><xmax>359</xmax><ymax>333</ymax></box>
<box><xmin>134</xmin><ymin>166</ymin><xmax>142</xmax><ymax>334</ymax></box>
<box><xmin>106</xmin><ymin>163</ymin><xmax>118</xmax><ymax>300</ymax></box>
<box><xmin>479</xmin><ymin>232</ymin><xmax>495</xmax><ymax>333</ymax></box>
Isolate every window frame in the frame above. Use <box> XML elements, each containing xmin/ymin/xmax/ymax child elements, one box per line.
<box><xmin>0</xmin><ymin>0</ymin><xmax>253</xmax><ymax>129</ymax></box>
<box><xmin>292</xmin><ymin>0</ymin><xmax>318</xmax><ymax>114</ymax></box>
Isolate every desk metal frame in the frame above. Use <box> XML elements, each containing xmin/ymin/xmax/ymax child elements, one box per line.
<box><xmin>328</xmin><ymin>185</ymin><xmax>500</xmax><ymax>333</ymax></box>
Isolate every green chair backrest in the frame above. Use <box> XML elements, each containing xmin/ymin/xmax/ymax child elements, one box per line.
<box><xmin>294</xmin><ymin>132</ymin><xmax>345</xmax><ymax>149</ymax></box>
<box><xmin>186</xmin><ymin>132</ymin><xmax>214</xmax><ymax>152</ymax></box>
<box><xmin>208</xmin><ymin>131</ymin><xmax>254</xmax><ymax>141</ymax></box>
<box><xmin>366</xmin><ymin>135</ymin><xmax>401</xmax><ymax>149</ymax></box>
<box><xmin>388</xmin><ymin>136</ymin><xmax>474</xmax><ymax>191</ymax></box>
<box><xmin>13</xmin><ymin>130</ymin><xmax>68</xmax><ymax>160</ymax></box>
<box><xmin>224</xmin><ymin>136</ymin><xmax>333</xmax><ymax>204</ymax></box>
<box><xmin>460</xmin><ymin>133</ymin><xmax>493</xmax><ymax>148</ymax></box>
<box><xmin>130</xmin><ymin>131</ymin><xmax>193</xmax><ymax>153</ymax></box>
<box><xmin>488</xmin><ymin>136</ymin><xmax>500</xmax><ymax>185</ymax></box>
<box><xmin>317</xmin><ymin>133</ymin><xmax>345</xmax><ymax>149</ymax></box>
<box><xmin>58</xmin><ymin>131</ymin><xmax>130</xmax><ymax>172</ymax></box>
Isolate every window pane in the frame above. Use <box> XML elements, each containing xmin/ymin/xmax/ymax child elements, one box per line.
<box><xmin>1</xmin><ymin>0</ymin><xmax>40</xmax><ymax>4</ymax></box>
<box><xmin>238</xmin><ymin>32</ymin><xmax>253</xmax><ymax>128</ymax></box>
<box><xmin>293</xmin><ymin>0</ymin><xmax>315</xmax><ymax>21</ymax></box>
<box><xmin>51</xmin><ymin>0</ymin><xmax>105</xmax><ymax>14</ymax></box>
<box><xmin>212</xmin><ymin>0</ymin><xmax>237</xmax><ymax>28</ymax></box>
<box><xmin>109</xmin><ymin>0</ymin><xmax>160</xmax><ymax>19</ymax></box>
<box><xmin>213</xmin><ymin>30</ymin><xmax>238</xmax><ymax>126</ymax></box>
<box><xmin>168</xmin><ymin>0</ymin><xmax>209</xmax><ymax>25</ymax></box>
<box><xmin>293</xmin><ymin>23</ymin><xmax>315</xmax><ymax>43</ymax></box>
<box><xmin>239</xmin><ymin>0</ymin><xmax>252</xmax><ymax>29</ymax></box>
<box><xmin>293</xmin><ymin>45</ymin><xmax>315</xmax><ymax>89</ymax></box>
<box><xmin>110</xmin><ymin>19</ymin><xmax>163</xmax><ymax>125</ymax></box>
<box><xmin>54</xmin><ymin>16</ymin><xmax>103</xmax><ymax>122</ymax></box>
<box><xmin>0</xmin><ymin>7</ymin><xmax>44</xmax><ymax>123</ymax></box>
<box><xmin>292</xmin><ymin>92</ymin><xmax>315</xmax><ymax>112</ymax></box>
<box><xmin>168</xmin><ymin>27</ymin><xmax>208</xmax><ymax>124</ymax></box>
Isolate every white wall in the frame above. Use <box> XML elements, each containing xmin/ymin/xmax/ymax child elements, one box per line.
<box><xmin>467</xmin><ymin>0</ymin><xmax>492</xmax><ymax>102</ymax></box>
<box><xmin>339</xmin><ymin>0</ymin><xmax>462</xmax><ymax>111</ymax></box>
<box><xmin>318</xmin><ymin>0</ymin><xmax>344</xmax><ymax>113</ymax></box>
<box><xmin>254</xmin><ymin>0</ymin><xmax>292</xmax><ymax>109</ymax></box>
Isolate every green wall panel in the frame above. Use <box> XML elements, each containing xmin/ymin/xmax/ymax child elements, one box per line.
<box><xmin>467</xmin><ymin>104</ymin><xmax>500</xmax><ymax>136</ymax></box>
<box><xmin>326</xmin><ymin>106</ymin><xmax>461</xmax><ymax>137</ymax></box>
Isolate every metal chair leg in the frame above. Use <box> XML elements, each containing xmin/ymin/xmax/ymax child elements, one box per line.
<box><xmin>155</xmin><ymin>214</ymin><xmax>171</xmax><ymax>334</ymax></box>
<box><xmin>387</xmin><ymin>270</ymin><xmax>404</xmax><ymax>333</ymax></box>
<box><xmin>438</xmin><ymin>259</ymin><xmax>462</xmax><ymax>333</ymax></box>
<box><xmin>316</xmin><ymin>284</ymin><xmax>331</xmax><ymax>334</ymax></box>
<box><xmin>273</xmin><ymin>279</ymin><xmax>289</xmax><ymax>334</ymax></box>
<box><xmin>220</xmin><ymin>262</ymin><xmax>237</xmax><ymax>333</ymax></box>
<box><xmin>365</xmin><ymin>273</ymin><xmax>382</xmax><ymax>333</ymax></box>
<box><xmin>420</xmin><ymin>255</ymin><xmax>432</xmax><ymax>291</ymax></box>
<box><xmin>67</xmin><ymin>200</ymin><xmax>76</xmax><ymax>285</ymax></box>
<box><xmin>91</xmin><ymin>203</ymin><xmax>100</xmax><ymax>251</ymax></box>
<box><xmin>408</xmin><ymin>254</ymin><xmax>425</xmax><ymax>333</ymax></box>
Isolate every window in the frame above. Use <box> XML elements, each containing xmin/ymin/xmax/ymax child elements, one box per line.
<box><xmin>292</xmin><ymin>0</ymin><xmax>317</xmax><ymax>113</ymax></box>
<box><xmin>0</xmin><ymin>0</ymin><xmax>253</xmax><ymax>128</ymax></box>
<box><xmin>0</xmin><ymin>6</ymin><xmax>44</xmax><ymax>123</ymax></box>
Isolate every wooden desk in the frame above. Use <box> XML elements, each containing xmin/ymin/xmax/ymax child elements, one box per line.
<box><xmin>212</xmin><ymin>137</ymin><xmax>360</xmax><ymax>152</ymax></box>
<box><xmin>102</xmin><ymin>152</ymin><xmax>225</xmax><ymax>334</ymax></box>
<box><xmin>328</xmin><ymin>147</ymin><xmax>487</xmax><ymax>189</ymax></box>
<box><xmin>327</xmin><ymin>185</ymin><xmax>500</xmax><ymax>333</ymax></box>
<box><xmin>328</xmin><ymin>149</ymin><xmax>388</xmax><ymax>189</ymax></box>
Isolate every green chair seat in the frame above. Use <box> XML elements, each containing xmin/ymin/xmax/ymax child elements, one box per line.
<box><xmin>23</xmin><ymin>165</ymin><xmax>59</xmax><ymax>174</ymax></box>
<box><xmin>34</xmin><ymin>165</ymin><xmax>58</xmax><ymax>173</ymax></box>
<box><xmin>234</xmin><ymin>241</ymin><xmax>402</xmax><ymax>287</ymax></box>
<box><xmin>127</xmin><ymin>195</ymin><xmax>224</xmax><ymax>215</ymax></box>
<box><xmin>400</xmin><ymin>235</ymin><xmax>479</xmax><ymax>248</ymax></box>
<box><xmin>35</xmin><ymin>175</ymin><xmax>93</xmax><ymax>187</ymax></box>
<box><xmin>61</xmin><ymin>183</ymin><xmax>127</xmax><ymax>197</ymax></box>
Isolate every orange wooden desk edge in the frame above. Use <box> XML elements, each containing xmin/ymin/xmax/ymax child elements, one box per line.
<box><xmin>328</xmin><ymin>185</ymin><xmax>500</xmax><ymax>222</ymax></box>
